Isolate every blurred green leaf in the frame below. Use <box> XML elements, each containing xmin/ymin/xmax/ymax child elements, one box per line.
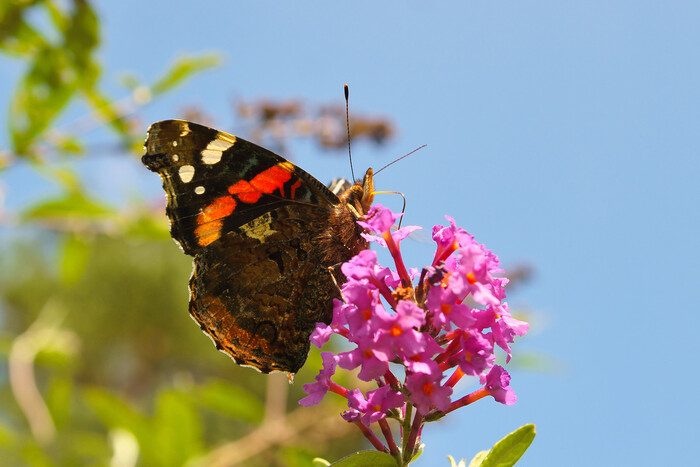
<box><xmin>52</xmin><ymin>134</ymin><xmax>85</xmax><ymax>155</ymax></box>
<box><xmin>279</xmin><ymin>446</ymin><xmax>320</xmax><ymax>467</ymax></box>
<box><xmin>22</xmin><ymin>192</ymin><xmax>115</xmax><ymax>221</ymax></box>
<box><xmin>9</xmin><ymin>46</ymin><xmax>79</xmax><ymax>154</ymax></box>
<box><xmin>82</xmin><ymin>86</ymin><xmax>131</xmax><ymax>139</ymax></box>
<box><xmin>46</xmin><ymin>377</ymin><xmax>74</xmax><ymax>429</ymax></box>
<box><xmin>60</xmin><ymin>234</ymin><xmax>91</xmax><ymax>285</ymax></box>
<box><xmin>37</xmin><ymin>165</ymin><xmax>82</xmax><ymax>192</ymax></box>
<box><xmin>83</xmin><ymin>387</ymin><xmax>151</xmax><ymax>446</ymax></box>
<box><xmin>151</xmin><ymin>54</ymin><xmax>221</xmax><ymax>96</ymax></box>
<box><xmin>196</xmin><ymin>380</ymin><xmax>265</xmax><ymax>424</ymax></box>
<box><xmin>153</xmin><ymin>390</ymin><xmax>203</xmax><ymax>465</ymax></box>
<box><xmin>330</xmin><ymin>450</ymin><xmax>397</xmax><ymax>466</ymax></box>
<box><xmin>43</xmin><ymin>0</ymin><xmax>69</xmax><ymax>33</ymax></box>
<box><xmin>8</xmin><ymin>0</ymin><xmax>100</xmax><ymax>155</ymax></box>
<box><xmin>479</xmin><ymin>424</ymin><xmax>535</xmax><ymax>467</ymax></box>
<box><xmin>123</xmin><ymin>214</ymin><xmax>170</xmax><ymax>240</ymax></box>
<box><xmin>63</xmin><ymin>0</ymin><xmax>99</xmax><ymax>73</ymax></box>
<box><xmin>0</xmin><ymin>13</ymin><xmax>47</xmax><ymax>57</ymax></box>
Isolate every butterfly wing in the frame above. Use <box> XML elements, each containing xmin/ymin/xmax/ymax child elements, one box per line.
<box><xmin>189</xmin><ymin>203</ymin><xmax>341</xmax><ymax>374</ymax></box>
<box><xmin>142</xmin><ymin>119</ymin><xmax>341</xmax><ymax>255</ymax></box>
<box><xmin>142</xmin><ymin>120</ymin><xmax>373</xmax><ymax>374</ymax></box>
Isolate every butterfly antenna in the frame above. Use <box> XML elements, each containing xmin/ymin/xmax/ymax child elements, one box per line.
<box><xmin>375</xmin><ymin>144</ymin><xmax>427</xmax><ymax>175</ymax></box>
<box><xmin>344</xmin><ymin>83</ymin><xmax>356</xmax><ymax>181</ymax></box>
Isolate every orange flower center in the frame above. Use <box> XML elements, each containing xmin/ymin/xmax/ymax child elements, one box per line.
<box><xmin>421</xmin><ymin>381</ymin><xmax>435</xmax><ymax>395</ymax></box>
<box><xmin>363</xmin><ymin>349</ymin><xmax>374</xmax><ymax>359</ymax></box>
<box><xmin>390</xmin><ymin>325</ymin><xmax>403</xmax><ymax>337</ymax></box>
<box><xmin>466</xmin><ymin>272</ymin><xmax>477</xmax><ymax>284</ymax></box>
<box><xmin>441</xmin><ymin>303</ymin><xmax>451</xmax><ymax>315</ymax></box>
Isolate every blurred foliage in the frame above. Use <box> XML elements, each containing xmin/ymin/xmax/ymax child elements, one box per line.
<box><xmin>0</xmin><ymin>0</ymin><xmax>396</xmax><ymax>465</ymax></box>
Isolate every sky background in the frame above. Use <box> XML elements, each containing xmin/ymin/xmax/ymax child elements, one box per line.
<box><xmin>2</xmin><ymin>1</ymin><xmax>699</xmax><ymax>466</ymax></box>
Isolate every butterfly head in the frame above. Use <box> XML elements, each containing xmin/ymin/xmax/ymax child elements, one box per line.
<box><xmin>344</xmin><ymin>168</ymin><xmax>375</xmax><ymax>219</ymax></box>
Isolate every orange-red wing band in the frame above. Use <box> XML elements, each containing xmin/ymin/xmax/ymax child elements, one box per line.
<box><xmin>195</xmin><ymin>164</ymin><xmax>295</xmax><ymax>247</ymax></box>
<box><xmin>195</xmin><ymin>196</ymin><xmax>237</xmax><ymax>246</ymax></box>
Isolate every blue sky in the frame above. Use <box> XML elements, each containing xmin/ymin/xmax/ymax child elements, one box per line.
<box><xmin>2</xmin><ymin>1</ymin><xmax>699</xmax><ymax>465</ymax></box>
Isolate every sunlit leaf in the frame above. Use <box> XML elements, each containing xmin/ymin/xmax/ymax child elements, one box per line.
<box><xmin>196</xmin><ymin>380</ymin><xmax>265</xmax><ymax>423</ymax></box>
<box><xmin>60</xmin><ymin>234</ymin><xmax>91</xmax><ymax>285</ymax></box>
<box><xmin>330</xmin><ymin>450</ymin><xmax>397</xmax><ymax>466</ymax></box>
<box><xmin>468</xmin><ymin>450</ymin><xmax>489</xmax><ymax>467</ymax></box>
<box><xmin>279</xmin><ymin>446</ymin><xmax>320</xmax><ymax>467</ymax></box>
<box><xmin>479</xmin><ymin>424</ymin><xmax>535</xmax><ymax>467</ymax></box>
<box><xmin>0</xmin><ymin>15</ymin><xmax>47</xmax><ymax>57</ymax></box>
<box><xmin>151</xmin><ymin>54</ymin><xmax>221</xmax><ymax>96</ymax></box>
<box><xmin>22</xmin><ymin>192</ymin><xmax>115</xmax><ymax>221</ymax></box>
<box><xmin>83</xmin><ymin>387</ymin><xmax>152</xmax><ymax>446</ymax></box>
<box><xmin>123</xmin><ymin>214</ymin><xmax>170</xmax><ymax>240</ymax></box>
<box><xmin>82</xmin><ymin>87</ymin><xmax>131</xmax><ymax>139</ymax></box>
<box><xmin>46</xmin><ymin>377</ymin><xmax>74</xmax><ymax>429</ymax></box>
<box><xmin>63</xmin><ymin>0</ymin><xmax>99</xmax><ymax>72</ymax></box>
<box><xmin>152</xmin><ymin>390</ymin><xmax>203</xmax><ymax>465</ymax></box>
<box><xmin>9</xmin><ymin>46</ymin><xmax>78</xmax><ymax>154</ymax></box>
<box><xmin>52</xmin><ymin>134</ymin><xmax>84</xmax><ymax>155</ymax></box>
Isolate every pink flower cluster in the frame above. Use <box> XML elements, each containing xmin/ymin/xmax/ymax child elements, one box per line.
<box><xmin>300</xmin><ymin>205</ymin><xmax>528</xmax><ymax>458</ymax></box>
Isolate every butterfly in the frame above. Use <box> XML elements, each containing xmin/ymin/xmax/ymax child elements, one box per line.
<box><xmin>142</xmin><ymin>120</ymin><xmax>374</xmax><ymax>374</ymax></box>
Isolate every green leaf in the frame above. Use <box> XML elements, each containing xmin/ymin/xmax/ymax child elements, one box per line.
<box><xmin>83</xmin><ymin>387</ymin><xmax>151</xmax><ymax>446</ymax></box>
<box><xmin>151</xmin><ymin>54</ymin><xmax>221</xmax><ymax>96</ymax></box>
<box><xmin>152</xmin><ymin>390</ymin><xmax>202</xmax><ymax>465</ymax></box>
<box><xmin>46</xmin><ymin>376</ymin><xmax>74</xmax><ymax>428</ymax></box>
<box><xmin>63</xmin><ymin>0</ymin><xmax>99</xmax><ymax>72</ymax></box>
<box><xmin>479</xmin><ymin>424</ymin><xmax>536</xmax><ymax>467</ymax></box>
<box><xmin>330</xmin><ymin>450</ymin><xmax>397</xmax><ymax>466</ymax></box>
<box><xmin>278</xmin><ymin>446</ymin><xmax>319</xmax><ymax>467</ymax></box>
<box><xmin>468</xmin><ymin>450</ymin><xmax>489</xmax><ymax>467</ymax></box>
<box><xmin>52</xmin><ymin>134</ymin><xmax>84</xmax><ymax>155</ymax></box>
<box><xmin>82</xmin><ymin>87</ymin><xmax>131</xmax><ymax>139</ymax></box>
<box><xmin>59</xmin><ymin>234</ymin><xmax>91</xmax><ymax>285</ymax></box>
<box><xmin>448</xmin><ymin>455</ymin><xmax>467</xmax><ymax>467</ymax></box>
<box><xmin>123</xmin><ymin>213</ymin><xmax>170</xmax><ymax>240</ymax></box>
<box><xmin>313</xmin><ymin>458</ymin><xmax>332</xmax><ymax>467</ymax></box>
<box><xmin>0</xmin><ymin>15</ymin><xmax>47</xmax><ymax>57</ymax></box>
<box><xmin>195</xmin><ymin>380</ymin><xmax>264</xmax><ymax>423</ymax></box>
<box><xmin>9</xmin><ymin>46</ymin><xmax>79</xmax><ymax>154</ymax></box>
<box><xmin>22</xmin><ymin>192</ymin><xmax>115</xmax><ymax>221</ymax></box>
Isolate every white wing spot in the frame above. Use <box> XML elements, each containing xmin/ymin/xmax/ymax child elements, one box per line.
<box><xmin>195</xmin><ymin>186</ymin><xmax>205</xmax><ymax>195</ymax></box>
<box><xmin>201</xmin><ymin>149</ymin><xmax>223</xmax><ymax>164</ymax></box>
<box><xmin>201</xmin><ymin>137</ymin><xmax>234</xmax><ymax>164</ymax></box>
<box><xmin>178</xmin><ymin>165</ymin><xmax>195</xmax><ymax>183</ymax></box>
<box><xmin>172</xmin><ymin>141</ymin><xmax>178</xmax><ymax>147</ymax></box>
<box><xmin>172</xmin><ymin>154</ymin><xmax>179</xmax><ymax>162</ymax></box>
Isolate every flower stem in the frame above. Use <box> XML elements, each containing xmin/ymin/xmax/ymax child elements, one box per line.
<box><xmin>403</xmin><ymin>411</ymin><xmax>424</xmax><ymax>464</ymax></box>
<box><xmin>401</xmin><ymin>403</ymin><xmax>412</xmax><ymax>454</ymax></box>
<box><xmin>379</xmin><ymin>418</ymin><xmax>399</xmax><ymax>456</ymax></box>
<box><xmin>354</xmin><ymin>421</ymin><xmax>388</xmax><ymax>453</ymax></box>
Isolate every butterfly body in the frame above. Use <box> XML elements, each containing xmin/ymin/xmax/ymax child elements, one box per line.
<box><xmin>142</xmin><ymin>120</ymin><xmax>373</xmax><ymax>374</ymax></box>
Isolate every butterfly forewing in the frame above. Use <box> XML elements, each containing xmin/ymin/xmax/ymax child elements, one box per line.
<box><xmin>143</xmin><ymin>119</ymin><xmax>341</xmax><ymax>255</ymax></box>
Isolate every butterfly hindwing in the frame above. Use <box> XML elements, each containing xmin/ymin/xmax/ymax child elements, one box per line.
<box><xmin>189</xmin><ymin>204</ymin><xmax>340</xmax><ymax>374</ymax></box>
